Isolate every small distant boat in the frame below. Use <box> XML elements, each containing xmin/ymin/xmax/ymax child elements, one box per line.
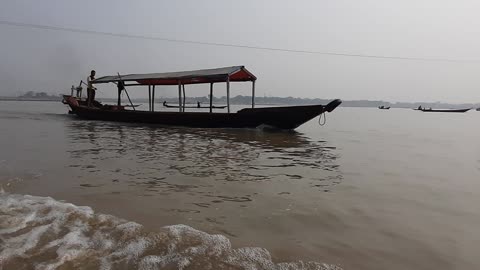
<box><xmin>163</xmin><ymin>101</ymin><xmax>227</xmax><ymax>109</ymax></box>
<box><xmin>378</xmin><ymin>106</ymin><xmax>390</xmax><ymax>110</ymax></box>
<box><xmin>414</xmin><ymin>107</ymin><xmax>471</xmax><ymax>113</ymax></box>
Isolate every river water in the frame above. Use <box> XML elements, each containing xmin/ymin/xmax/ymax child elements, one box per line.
<box><xmin>0</xmin><ymin>101</ymin><xmax>479</xmax><ymax>270</ymax></box>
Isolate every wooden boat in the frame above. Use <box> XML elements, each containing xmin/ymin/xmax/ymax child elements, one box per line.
<box><xmin>63</xmin><ymin>66</ymin><xmax>342</xmax><ymax>130</ymax></box>
<box><xmin>414</xmin><ymin>107</ymin><xmax>471</xmax><ymax>113</ymax></box>
<box><xmin>421</xmin><ymin>108</ymin><xmax>470</xmax><ymax>113</ymax></box>
<box><xmin>378</xmin><ymin>106</ymin><xmax>390</xmax><ymax>110</ymax></box>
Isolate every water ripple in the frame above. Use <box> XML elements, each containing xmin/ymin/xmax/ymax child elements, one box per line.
<box><xmin>65</xmin><ymin>121</ymin><xmax>342</xmax><ymax>197</ymax></box>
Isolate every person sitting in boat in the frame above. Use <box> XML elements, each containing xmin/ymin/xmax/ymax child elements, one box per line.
<box><xmin>87</xmin><ymin>70</ymin><xmax>97</xmax><ymax>107</ymax></box>
<box><xmin>418</xmin><ymin>105</ymin><xmax>422</xmax><ymax>110</ymax></box>
<box><xmin>163</xmin><ymin>101</ymin><xmax>167</xmax><ymax>107</ymax></box>
<box><xmin>197</xmin><ymin>101</ymin><xmax>201</xmax><ymax>108</ymax></box>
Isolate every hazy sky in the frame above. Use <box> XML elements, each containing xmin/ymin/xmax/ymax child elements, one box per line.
<box><xmin>1</xmin><ymin>0</ymin><xmax>480</xmax><ymax>102</ymax></box>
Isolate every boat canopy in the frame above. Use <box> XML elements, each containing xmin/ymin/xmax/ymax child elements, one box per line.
<box><xmin>93</xmin><ymin>66</ymin><xmax>256</xmax><ymax>86</ymax></box>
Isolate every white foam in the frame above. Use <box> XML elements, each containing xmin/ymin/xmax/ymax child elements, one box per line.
<box><xmin>0</xmin><ymin>192</ymin><xmax>341</xmax><ymax>270</ymax></box>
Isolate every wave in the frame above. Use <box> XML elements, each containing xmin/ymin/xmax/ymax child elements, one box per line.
<box><xmin>0</xmin><ymin>192</ymin><xmax>341</xmax><ymax>270</ymax></box>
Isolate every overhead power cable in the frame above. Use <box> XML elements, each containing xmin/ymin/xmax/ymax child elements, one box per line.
<box><xmin>0</xmin><ymin>19</ymin><xmax>477</xmax><ymax>63</ymax></box>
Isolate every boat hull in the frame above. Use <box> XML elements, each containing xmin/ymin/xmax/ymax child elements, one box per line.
<box><xmin>63</xmin><ymin>96</ymin><xmax>341</xmax><ymax>130</ymax></box>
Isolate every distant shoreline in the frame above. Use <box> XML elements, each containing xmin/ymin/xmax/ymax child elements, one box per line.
<box><xmin>1</xmin><ymin>96</ymin><xmax>478</xmax><ymax>109</ymax></box>
<box><xmin>0</xmin><ymin>98</ymin><xmax>61</xmax><ymax>102</ymax></box>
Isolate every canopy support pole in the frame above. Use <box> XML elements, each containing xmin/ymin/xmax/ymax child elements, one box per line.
<box><xmin>251</xmin><ymin>80</ymin><xmax>256</xmax><ymax>108</ymax></box>
<box><xmin>152</xmin><ymin>85</ymin><xmax>155</xmax><ymax>111</ymax></box>
<box><xmin>117</xmin><ymin>72</ymin><xmax>134</xmax><ymax>111</ymax></box>
<box><xmin>77</xmin><ymin>80</ymin><xmax>83</xmax><ymax>98</ymax></box>
<box><xmin>178</xmin><ymin>81</ymin><xmax>182</xmax><ymax>112</ymax></box>
<box><xmin>226</xmin><ymin>77</ymin><xmax>230</xmax><ymax>113</ymax></box>
<box><xmin>182</xmin><ymin>84</ymin><xmax>186</xmax><ymax>112</ymax></box>
<box><xmin>148</xmin><ymin>85</ymin><xmax>151</xmax><ymax>111</ymax></box>
<box><xmin>117</xmin><ymin>86</ymin><xmax>122</xmax><ymax>107</ymax></box>
<box><xmin>209</xmin><ymin>83</ymin><xmax>213</xmax><ymax>113</ymax></box>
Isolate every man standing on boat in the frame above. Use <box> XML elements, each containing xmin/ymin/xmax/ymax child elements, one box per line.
<box><xmin>87</xmin><ymin>70</ymin><xmax>96</xmax><ymax>107</ymax></box>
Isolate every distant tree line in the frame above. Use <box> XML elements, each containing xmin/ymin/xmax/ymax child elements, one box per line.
<box><xmin>3</xmin><ymin>91</ymin><xmax>478</xmax><ymax>108</ymax></box>
<box><xmin>18</xmin><ymin>91</ymin><xmax>61</xmax><ymax>100</ymax></box>
<box><xmin>125</xmin><ymin>95</ymin><xmax>479</xmax><ymax>109</ymax></box>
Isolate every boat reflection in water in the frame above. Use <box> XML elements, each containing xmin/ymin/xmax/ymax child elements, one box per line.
<box><xmin>65</xmin><ymin>120</ymin><xmax>342</xmax><ymax>201</ymax></box>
